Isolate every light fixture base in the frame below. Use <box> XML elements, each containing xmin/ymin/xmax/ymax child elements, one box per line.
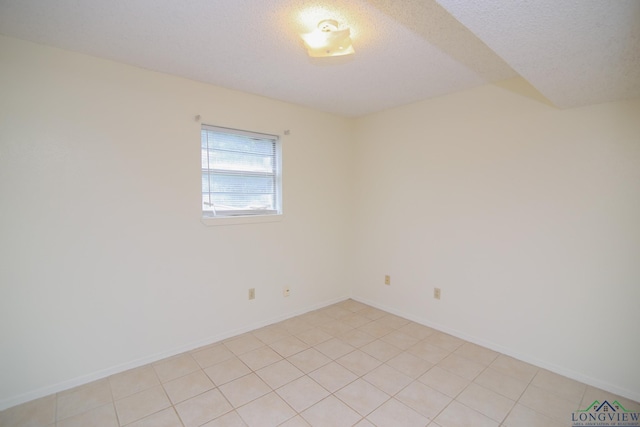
<box><xmin>301</xmin><ymin>19</ymin><xmax>354</xmax><ymax>58</ymax></box>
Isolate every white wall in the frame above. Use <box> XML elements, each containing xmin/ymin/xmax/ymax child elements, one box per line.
<box><xmin>0</xmin><ymin>35</ymin><xmax>354</xmax><ymax>409</ymax></box>
<box><xmin>352</xmin><ymin>80</ymin><xmax>640</xmax><ymax>401</ymax></box>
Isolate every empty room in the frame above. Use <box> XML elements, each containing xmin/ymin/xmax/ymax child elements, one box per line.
<box><xmin>1</xmin><ymin>1</ymin><xmax>639</xmax><ymax>426</ymax></box>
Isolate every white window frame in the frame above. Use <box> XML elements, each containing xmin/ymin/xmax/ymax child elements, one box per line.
<box><xmin>201</xmin><ymin>124</ymin><xmax>282</xmax><ymax>225</ymax></box>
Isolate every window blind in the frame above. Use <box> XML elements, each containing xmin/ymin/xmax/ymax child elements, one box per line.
<box><xmin>201</xmin><ymin>125</ymin><xmax>280</xmax><ymax>217</ymax></box>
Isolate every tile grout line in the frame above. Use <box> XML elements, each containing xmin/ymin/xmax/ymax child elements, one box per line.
<box><xmin>105</xmin><ymin>376</ymin><xmax>121</xmax><ymax>427</ymax></box>
<box><xmin>501</xmin><ymin>361</ymin><xmax>542</xmax><ymax>427</ymax></box>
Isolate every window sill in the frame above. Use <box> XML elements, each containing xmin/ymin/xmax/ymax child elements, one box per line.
<box><xmin>201</xmin><ymin>214</ymin><xmax>284</xmax><ymax>226</ymax></box>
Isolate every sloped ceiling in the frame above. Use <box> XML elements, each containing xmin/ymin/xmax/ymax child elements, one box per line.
<box><xmin>0</xmin><ymin>0</ymin><xmax>638</xmax><ymax>116</ymax></box>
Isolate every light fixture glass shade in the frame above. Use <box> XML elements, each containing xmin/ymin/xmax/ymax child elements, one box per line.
<box><xmin>301</xmin><ymin>19</ymin><xmax>354</xmax><ymax>58</ymax></box>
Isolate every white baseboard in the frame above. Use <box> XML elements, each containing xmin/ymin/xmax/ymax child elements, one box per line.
<box><xmin>0</xmin><ymin>295</ymin><xmax>349</xmax><ymax>411</ymax></box>
<box><xmin>350</xmin><ymin>295</ymin><xmax>640</xmax><ymax>404</ymax></box>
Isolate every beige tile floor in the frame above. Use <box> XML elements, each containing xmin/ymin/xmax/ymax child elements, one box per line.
<box><xmin>1</xmin><ymin>299</ymin><xmax>638</xmax><ymax>427</ymax></box>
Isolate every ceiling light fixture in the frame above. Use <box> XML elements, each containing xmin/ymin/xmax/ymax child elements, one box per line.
<box><xmin>301</xmin><ymin>19</ymin><xmax>354</xmax><ymax>58</ymax></box>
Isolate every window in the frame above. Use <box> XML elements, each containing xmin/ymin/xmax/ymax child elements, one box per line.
<box><xmin>201</xmin><ymin>125</ymin><xmax>281</xmax><ymax>218</ymax></box>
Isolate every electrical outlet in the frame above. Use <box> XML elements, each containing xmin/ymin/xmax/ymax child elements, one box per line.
<box><xmin>248</xmin><ymin>288</ymin><xmax>255</xmax><ymax>300</ymax></box>
<box><xmin>434</xmin><ymin>288</ymin><xmax>441</xmax><ymax>300</ymax></box>
<box><xmin>283</xmin><ymin>286</ymin><xmax>290</xmax><ymax>297</ymax></box>
<box><xmin>385</xmin><ymin>275</ymin><xmax>391</xmax><ymax>285</ymax></box>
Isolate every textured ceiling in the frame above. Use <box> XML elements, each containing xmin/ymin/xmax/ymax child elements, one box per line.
<box><xmin>437</xmin><ymin>0</ymin><xmax>640</xmax><ymax>109</ymax></box>
<box><xmin>0</xmin><ymin>0</ymin><xmax>638</xmax><ymax>116</ymax></box>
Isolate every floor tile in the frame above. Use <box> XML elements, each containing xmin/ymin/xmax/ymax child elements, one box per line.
<box><xmin>518</xmin><ymin>384</ymin><xmax>579</xmax><ymax>423</ymax></box>
<box><xmin>397</xmin><ymin>322</ymin><xmax>436</xmax><ymax>340</ymax></box>
<box><xmin>337</xmin><ymin>329</ymin><xmax>377</xmax><ymax>348</ymax></box>
<box><xmin>502</xmin><ymin>403</ymin><xmax>565</xmax><ymax>427</ymax></box>
<box><xmin>473</xmin><ymin>367</ymin><xmax>528</xmax><ymax>401</ymax></box>
<box><xmin>434</xmin><ymin>400</ymin><xmax>498</xmax><ymax>427</ymax></box>
<box><xmin>437</xmin><ymin>354</ymin><xmax>485</xmax><ymax>380</ymax></box>
<box><xmin>377</xmin><ymin>314</ymin><xmax>411</xmax><ymax>330</ymax></box>
<box><xmin>367</xmin><ymin>398</ymin><xmax>429</xmax><ymax>427</ymax></box>
<box><xmin>321</xmin><ymin>306</ymin><xmax>353</xmax><ymax>320</ymax></box>
<box><xmin>223</xmin><ymin>334</ymin><xmax>264</xmax><ymax>356</ymax></box>
<box><xmin>453</xmin><ymin>343</ymin><xmax>499</xmax><ymax>366</ymax></box>
<box><xmin>126</xmin><ymin>407</ymin><xmax>184</xmax><ymax>427</ymax></box>
<box><xmin>358</xmin><ymin>307</ymin><xmax>387</xmax><ymax>321</ymax></box>
<box><xmin>314</xmin><ymin>338</ymin><xmax>355</xmax><ymax>360</ymax></box>
<box><xmin>336</xmin><ymin>349</ymin><xmax>382</xmax><ymax>377</ymax></box>
<box><xmin>418</xmin><ymin>367</ymin><xmax>469</xmax><ymax>398</ymax></box>
<box><xmin>57</xmin><ymin>380</ymin><xmax>113</xmax><ymax>421</ymax></box>
<box><xmin>456</xmin><ymin>383</ymin><xmax>515</xmax><ymax>422</ymax></box>
<box><xmin>279</xmin><ymin>317</ymin><xmax>315</xmax><ymax>335</ymax></box>
<box><xmin>236</xmin><ymin>392</ymin><xmax>296</xmax><ymax>427</ymax></box>
<box><xmin>295</xmin><ymin>328</ymin><xmax>333</xmax><ymax>346</ymax></box>
<box><xmin>406</xmin><ymin>341</ymin><xmax>451</xmax><ymax>364</ymax></box>
<box><xmin>490</xmin><ymin>354</ymin><xmax>538</xmax><ymax>383</ymax></box>
<box><xmin>255</xmin><ymin>359</ymin><xmax>303</xmax><ymax>389</ymax></box>
<box><xmin>386</xmin><ymin>352</ymin><xmax>433</xmax><ymax>378</ymax></box>
<box><xmin>396</xmin><ymin>381</ymin><xmax>451</xmax><ymax>419</ymax></box>
<box><xmin>109</xmin><ymin>365</ymin><xmax>160</xmax><ymax>400</ymax></box>
<box><xmin>191</xmin><ymin>344</ymin><xmax>235</xmax><ymax>369</ymax></box>
<box><xmin>424</xmin><ymin>332</ymin><xmax>465</xmax><ymax>352</ymax></box>
<box><xmin>163</xmin><ymin>369</ymin><xmax>215</xmax><ymax>404</ymax></box>
<box><xmin>335</xmin><ymin>378</ymin><xmax>390</xmax><ymax>416</ymax></box>
<box><xmin>301</xmin><ymin>396</ymin><xmax>362</xmax><ymax>427</ymax></box>
<box><xmin>341</xmin><ymin>313</ymin><xmax>371</xmax><ymax>328</ymax></box>
<box><xmin>287</xmin><ymin>348</ymin><xmax>331</xmax><ymax>373</ymax></box>
<box><xmin>360</xmin><ymin>339</ymin><xmax>402</xmax><ymax>362</ymax></box>
<box><xmin>174</xmin><ymin>388</ymin><xmax>233</xmax><ymax>427</ymax></box>
<box><xmin>354</xmin><ymin>419</ymin><xmax>376</xmax><ymax>427</ymax></box>
<box><xmin>201</xmin><ymin>410</ymin><xmax>247</xmax><ymax>426</ymax></box>
<box><xmin>218</xmin><ymin>373</ymin><xmax>271</xmax><ymax>408</ymax></box>
<box><xmin>114</xmin><ymin>385</ymin><xmax>171</xmax><ymax>426</ymax></box>
<box><xmin>56</xmin><ymin>403</ymin><xmax>118</xmax><ymax>427</ymax></box>
<box><xmin>238</xmin><ymin>345</ymin><xmax>283</xmax><ymax>371</ymax></box>
<box><xmin>531</xmin><ymin>369</ymin><xmax>586</xmax><ymax>404</ymax></box>
<box><xmin>0</xmin><ymin>394</ymin><xmax>56</xmax><ymax>427</ymax></box>
<box><xmin>358</xmin><ymin>320</ymin><xmax>395</xmax><ymax>338</ymax></box>
<box><xmin>276</xmin><ymin>376</ymin><xmax>330</xmax><ymax>412</ymax></box>
<box><xmin>251</xmin><ymin>325</ymin><xmax>290</xmax><ymax>345</ymax></box>
<box><xmin>338</xmin><ymin>299</ymin><xmax>368</xmax><ymax>312</ymax></box>
<box><xmin>204</xmin><ymin>357</ymin><xmax>251</xmax><ymax>386</ymax></box>
<box><xmin>278</xmin><ymin>415</ymin><xmax>311</xmax><ymax>427</ymax></box>
<box><xmin>308</xmin><ymin>362</ymin><xmax>358</xmax><ymax>392</ymax></box>
<box><xmin>269</xmin><ymin>336</ymin><xmax>309</xmax><ymax>358</ymax></box>
<box><xmin>153</xmin><ymin>354</ymin><xmax>201</xmax><ymax>383</ymax></box>
<box><xmin>362</xmin><ymin>364</ymin><xmax>412</xmax><ymax>396</ymax></box>
<box><xmin>298</xmin><ymin>311</ymin><xmax>334</xmax><ymax>327</ymax></box>
<box><xmin>320</xmin><ymin>320</ymin><xmax>355</xmax><ymax>336</ymax></box>
<box><xmin>380</xmin><ymin>330</ymin><xmax>420</xmax><ymax>350</ymax></box>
